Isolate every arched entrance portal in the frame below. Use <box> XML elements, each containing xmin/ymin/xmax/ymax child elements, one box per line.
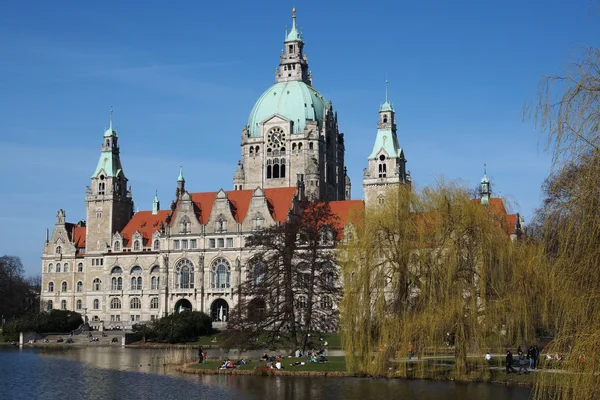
<box><xmin>174</xmin><ymin>299</ymin><xmax>193</xmax><ymax>313</ymax></box>
<box><xmin>211</xmin><ymin>299</ymin><xmax>229</xmax><ymax>322</ymax></box>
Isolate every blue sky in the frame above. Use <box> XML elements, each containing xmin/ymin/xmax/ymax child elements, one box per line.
<box><xmin>1</xmin><ymin>0</ymin><xmax>598</xmax><ymax>276</ymax></box>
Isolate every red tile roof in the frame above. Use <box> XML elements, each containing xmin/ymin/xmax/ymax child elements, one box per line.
<box><xmin>120</xmin><ymin>210</ymin><xmax>170</xmax><ymax>246</ymax></box>
<box><xmin>329</xmin><ymin>200</ymin><xmax>364</xmax><ymax>229</ymax></box>
<box><xmin>65</xmin><ymin>223</ymin><xmax>87</xmax><ymax>248</ymax></box>
<box><xmin>471</xmin><ymin>197</ymin><xmax>520</xmax><ymax>236</ymax></box>
<box><xmin>189</xmin><ymin>187</ymin><xmax>297</xmax><ymax>224</ymax></box>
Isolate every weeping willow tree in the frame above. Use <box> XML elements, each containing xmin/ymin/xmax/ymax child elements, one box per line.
<box><xmin>527</xmin><ymin>46</ymin><xmax>600</xmax><ymax>400</ymax></box>
<box><xmin>340</xmin><ymin>183</ymin><xmax>540</xmax><ymax>379</ymax></box>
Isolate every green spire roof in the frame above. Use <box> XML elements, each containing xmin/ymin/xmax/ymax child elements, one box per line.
<box><xmin>481</xmin><ymin>164</ymin><xmax>490</xmax><ymax>184</ymax></box>
<box><xmin>285</xmin><ymin>8</ymin><xmax>302</xmax><ymax>42</ymax></box>
<box><xmin>152</xmin><ymin>190</ymin><xmax>160</xmax><ymax>215</ymax></box>
<box><xmin>368</xmin><ymin>128</ymin><xmax>402</xmax><ymax>159</ymax></box>
<box><xmin>379</xmin><ymin>79</ymin><xmax>394</xmax><ymax>112</ymax></box>
<box><xmin>177</xmin><ymin>165</ymin><xmax>185</xmax><ymax>182</ymax></box>
<box><xmin>104</xmin><ymin>107</ymin><xmax>117</xmax><ymax>137</ymax></box>
<box><xmin>92</xmin><ymin>152</ymin><xmax>123</xmax><ymax>178</ymax></box>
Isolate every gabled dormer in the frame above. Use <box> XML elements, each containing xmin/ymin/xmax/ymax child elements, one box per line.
<box><xmin>171</xmin><ymin>192</ymin><xmax>201</xmax><ymax>235</ymax></box>
<box><xmin>241</xmin><ymin>187</ymin><xmax>277</xmax><ymax>232</ymax></box>
<box><xmin>112</xmin><ymin>232</ymin><xmax>123</xmax><ymax>252</ymax></box>
<box><xmin>131</xmin><ymin>231</ymin><xmax>143</xmax><ymax>252</ymax></box>
<box><xmin>206</xmin><ymin>189</ymin><xmax>236</xmax><ymax>234</ymax></box>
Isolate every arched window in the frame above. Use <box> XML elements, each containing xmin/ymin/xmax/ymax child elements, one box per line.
<box><xmin>98</xmin><ymin>180</ymin><xmax>105</xmax><ymax>195</ymax></box>
<box><xmin>320</xmin><ymin>295</ymin><xmax>333</xmax><ymax>309</ymax></box>
<box><xmin>76</xmin><ymin>300</ymin><xmax>82</xmax><ymax>310</ymax></box>
<box><xmin>249</xmin><ymin>146</ymin><xmax>254</xmax><ymax>154</ymax></box>
<box><xmin>266</xmin><ymin>160</ymin><xmax>272</xmax><ymax>179</ymax></box>
<box><xmin>273</xmin><ymin>158</ymin><xmax>280</xmax><ymax>178</ymax></box>
<box><xmin>47</xmin><ymin>300</ymin><xmax>53</xmax><ymax>310</ymax></box>
<box><xmin>383</xmin><ymin>115</ymin><xmax>388</xmax><ymax>123</ymax></box>
<box><xmin>92</xmin><ymin>316</ymin><xmax>100</xmax><ymax>322</ymax></box>
<box><xmin>111</xmin><ymin>277</ymin><xmax>123</xmax><ymax>290</ymax></box>
<box><xmin>211</xmin><ymin>257</ymin><xmax>231</xmax><ymax>289</ymax></box>
<box><xmin>111</xmin><ymin>266</ymin><xmax>123</xmax><ymax>274</ymax></box>
<box><xmin>298</xmin><ymin>142</ymin><xmax>303</xmax><ymax>150</ymax></box>
<box><xmin>77</xmin><ymin>263</ymin><xmax>83</xmax><ymax>272</ymax></box>
<box><xmin>131</xmin><ymin>276</ymin><xmax>142</xmax><ymax>290</ymax></box>
<box><xmin>63</xmin><ymin>263</ymin><xmax>69</xmax><ymax>273</ymax></box>
<box><xmin>48</xmin><ymin>263</ymin><xmax>54</xmax><ymax>273</ymax></box>
<box><xmin>248</xmin><ymin>298</ymin><xmax>266</xmax><ymax>321</ymax></box>
<box><xmin>215</xmin><ymin>215</ymin><xmax>227</xmax><ymax>233</ymax></box>
<box><xmin>150</xmin><ymin>266</ymin><xmax>160</xmax><ymax>290</ymax></box>
<box><xmin>61</xmin><ymin>300</ymin><xmax>67</xmax><ymax>310</ymax></box>
<box><xmin>296</xmin><ymin>295</ymin><xmax>307</xmax><ymax>309</ymax></box>
<box><xmin>48</xmin><ymin>282</ymin><xmax>54</xmax><ymax>292</ymax></box>
<box><xmin>92</xmin><ymin>278</ymin><xmax>101</xmax><ymax>291</ymax></box>
<box><xmin>131</xmin><ymin>266</ymin><xmax>142</xmax><ymax>274</ymax></box>
<box><xmin>56</xmin><ymin>263</ymin><xmax>61</xmax><ymax>273</ymax></box>
<box><xmin>326</xmin><ymin>272</ymin><xmax>335</xmax><ymax>288</ymax></box>
<box><xmin>130</xmin><ymin>298</ymin><xmax>141</xmax><ymax>309</ymax></box>
<box><xmin>153</xmin><ymin>240</ymin><xmax>160</xmax><ymax>250</ymax></box>
<box><xmin>252</xmin><ymin>262</ymin><xmax>265</xmax><ymax>287</ymax></box>
<box><xmin>133</xmin><ymin>240</ymin><xmax>140</xmax><ymax>251</ymax></box>
<box><xmin>150</xmin><ymin>297</ymin><xmax>159</xmax><ymax>309</ymax></box>
<box><xmin>93</xmin><ymin>299</ymin><xmax>99</xmax><ymax>309</ymax></box>
<box><xmin>252</xmin><ymin>213</ymin><xmax>265</xmax><ymax>231</ymax></box>
<box><xmin>180</xmin><ymin>216</ymin><xmax>191</xmax><ymax>233</ymax></box>
<box><xmin>255</xmin><ymin>146</ymin><xmax>260</xmax><ymax>154</ymax></box>
<box><xmin>114</xmin><ymin>241</ymin><xmax>121</xmax><ymax>252</ymax></box>
<box><xmin>56</xmin><ymin>246</ymin><xmax>62</xmax><ymax>254</ymax></box>
<box><xmin>110</xmin><ymin>298</ymin><xmax>121</xmax><ymax>309</ymax></box>
<box><xmin>176</xmin><ymin>259</ymin><xmax>194</xmax><ymax>289</ymax></box>
<box><xmin>309</xmin><ymin>142</ymin><xmax>313</xmax><ymax>150</ymax></box>
<box><xmin>280</xmin><ymin>158</ymin><xmax>286</xmax><ymax>178</ymax></box>
<box><xmin>76</xmin><ymin>281</ymin><xmax>83</xmax><ymax>292</ymax></box>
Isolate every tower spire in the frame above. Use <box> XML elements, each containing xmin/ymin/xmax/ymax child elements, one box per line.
<box><xmin>109</xmin><ymin>106</ymin><xmax>113</xmax><ymax>130</ymax></box>
<box><xmin>177</xmin><ymin>164</ymin><xmax>184</xmax><ymax>182</ymax></box>
<box><xmin>480</xmin><ymin>164</ymin><xmax>491</xmax><ymax>205</ymax></box>
<box><xmin>385</xmin><ymin>78</ymin><xmax>389</xmax><ymax>103</ymax></box>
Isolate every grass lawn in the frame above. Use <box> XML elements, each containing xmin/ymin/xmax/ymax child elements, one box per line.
<box><xmin>189</xmin><ymin>333</ymin><xmax>225</xmax><ymax>346</ymax></box>
<box><xmin>190</xmin><ymin>356</ymin><xmax>347</xmax><ymax>373</ymax></box>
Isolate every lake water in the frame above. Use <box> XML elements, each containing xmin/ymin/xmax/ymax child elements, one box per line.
<box><xmin>0</xmin><ymin>347</ymin><xmax>532</xmax><ymax>400</ymax></box>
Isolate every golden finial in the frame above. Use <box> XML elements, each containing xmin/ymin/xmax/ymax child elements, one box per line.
<box><xmin>292</xmin><ymin>7</ymin><xmax>296</xmax><ymax>18</ymax></box>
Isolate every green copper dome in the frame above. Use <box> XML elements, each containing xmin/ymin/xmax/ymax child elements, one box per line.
<box><xmin>247</xmin><ymin>81</ymin><xmax>327</xmax><ymax>138</ymax></box>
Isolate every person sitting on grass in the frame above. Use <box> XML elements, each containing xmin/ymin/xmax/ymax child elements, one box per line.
<box><xmin>261</xmin><ymin>353</ymin><xmax>269</xmax><ymax>361</ymax></box>
<box><xmin>211</xmin><ymin>337</ymin><xmax>218</xmax><ymax>343</ymax></box>
<box><xmin>275</xmin><ymin>361</ymin><xmax>283</xmax><ymax>370</ymax></box>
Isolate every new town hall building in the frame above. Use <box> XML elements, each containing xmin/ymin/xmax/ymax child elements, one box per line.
<box><xmin>40</xmin><ymin>10</ymin><xmax>520</xmax><ymax>329</ymax></box>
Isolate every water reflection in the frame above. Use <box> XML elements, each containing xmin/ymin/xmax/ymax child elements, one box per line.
<box><xmin>0</xmin><ymin>347</ymin><xmax>531</xmax><ymax>400</ymax></box>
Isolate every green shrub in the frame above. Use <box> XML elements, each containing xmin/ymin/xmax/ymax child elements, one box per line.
<box><xmin>133</xmin><ymin>311</ymin><xmax>213</xmax><ymax>343</ymax></box>
<box><xmin>3</xmin><ymin>310</ymin><xmax>83</xmax><ymax>341</ymax></box>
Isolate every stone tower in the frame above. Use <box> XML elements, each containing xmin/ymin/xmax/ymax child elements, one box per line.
<box><xmin>85</xmin><ymin>109</ymin><xmax>134</xmax><ymax>254</ymax></box>
<box><xmin>235</xmin><ymin>8</ymin><xmax>348</xmax><ymax>201</ymax></box>
<box><xmin>363</xmin><ymin>84</ymin><xmax>410</xmax><ymax>206</ymax></box>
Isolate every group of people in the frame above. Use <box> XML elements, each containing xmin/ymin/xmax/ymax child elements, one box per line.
<box><xmin>505</xmin><ymin>345</ymin><xmax>540</xmax><ymax>375</ymax></box>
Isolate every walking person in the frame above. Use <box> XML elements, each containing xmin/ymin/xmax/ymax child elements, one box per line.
<box><xmin>198</xmin><ymin>346</ymin><xmax>204</xmax><ymax>364</ymax></box>
<box><xmin>528</xmin><ymin>346</ymin><xmax>535</xmax><ymax>370</ymax></box>
<box><xmin>506</xmin><ymin>350</ymin><xmax>517</xmax><ymax>374</ymax></box>
<box><xmin>518</xmin><ymin>350</ymin><xmax>529</xmax><ymax>375</ymax></box>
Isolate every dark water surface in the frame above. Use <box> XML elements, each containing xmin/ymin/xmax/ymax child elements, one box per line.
<box><xmin>0</xmin><ymin>347</ymin><xmax>531</xmax><ymax>400</ymax></box>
